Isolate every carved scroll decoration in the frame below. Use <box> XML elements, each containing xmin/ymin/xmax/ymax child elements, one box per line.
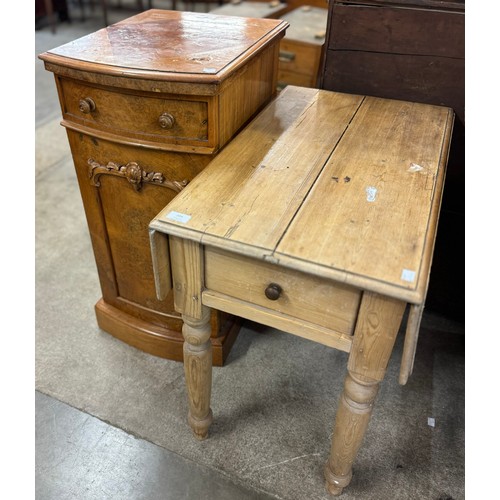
<box><xmin>88</xmin><ymin>158</ymin><xmax>188</xmax><ymax>193</ymax></box>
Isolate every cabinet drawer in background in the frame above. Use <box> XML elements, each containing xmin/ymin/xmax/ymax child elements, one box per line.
<box><xmin>204</xmin><ymin>248</ymin><xmax>361</xmax><ymax>336</ymax></box>
<box><xmin>278</xmin><ymin>40</ymin><xmax>321</xmax><ymax>76</ymax></box>
<box><xmin>278</xmin><ymin>68</ymin><xmax>316</xmax><ymax>88</ymax></box>
<box><xmin>58</xmin><ymin>78</ymin><xmax>211</xmax><ymax>148</ymax></box>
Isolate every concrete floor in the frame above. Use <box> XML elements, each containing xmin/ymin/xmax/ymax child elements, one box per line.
<box><xmin>36</xmin><ymin>391</ymin><xmax>275</xmax><ymax>499</ymax></box>
<box><xmin>35</xmin><ymin>2</ymin><xmax>465</xmax><ymax>499</ymax></box>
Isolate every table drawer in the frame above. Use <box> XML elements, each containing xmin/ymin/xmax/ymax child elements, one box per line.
<box><xmin>205</xmin><ymin>248</ymin><xmax>361</xmax><ymax>336</ymax></box>
<box><xmin>59</xmin><ymin>78</ymin><xmax>210</xmax><ymax>147</ymax></box>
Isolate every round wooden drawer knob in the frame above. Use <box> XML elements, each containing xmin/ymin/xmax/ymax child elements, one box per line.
<box><xmin>159</xmin><ymin>112</ymin><xmax>176</xmax><ymax>129</ymax></box>
<box><xmin>265</xmin><ymin>283</ymin><xmax>282</xmax><ymax>301</ymax></box>
<box><xmin>79</xmin><ymin>97</ymin><xmax>96</xmax><ymax>114</ymax></box>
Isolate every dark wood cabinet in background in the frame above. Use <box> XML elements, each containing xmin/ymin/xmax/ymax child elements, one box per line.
<box><xmin>320</xmin><ymin>0</ymin><xmax>465</xmax><ymax>321</ymax></box>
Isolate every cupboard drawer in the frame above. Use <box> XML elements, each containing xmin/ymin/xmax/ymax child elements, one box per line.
<box><xmin>204</xmin><ymin>248</ymin><xmax>361</xmax><ymax>335</ymax></box>
<box><xmin>59</xmin><ymin>78</ymin><xmax>210</xmax><ymax>147</ymax></box>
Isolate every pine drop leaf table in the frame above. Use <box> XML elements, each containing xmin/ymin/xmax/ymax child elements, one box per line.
<box><xmin>149</xmin><ymin>86</ymin><xmax>454</xmax><ymax>495</ymax></box>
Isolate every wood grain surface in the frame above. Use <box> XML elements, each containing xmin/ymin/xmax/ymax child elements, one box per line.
<box><xmin>40</xmin><ymin>9</ymin><xmax>289</xmax><ymax>83</ymax></box>
<box><xmin>151</xmin><ymin>86</ymin><xmax>453</xmax><ymax>304</ymax></box>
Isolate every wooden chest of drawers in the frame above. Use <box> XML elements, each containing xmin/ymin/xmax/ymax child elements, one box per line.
<box><xmin>321</xmin><ymin>0</ymin><xmax>464</xmax><ymax>123</ymax></box>
<box><xmin>277</xmin><ymin>6</ymin><xmax>328</xmax><ymax>89</ymax></box>
<box><xmin>39</xmin><ymin>9</ymin><xmax>288</xmax><ymax>365</ymax></box>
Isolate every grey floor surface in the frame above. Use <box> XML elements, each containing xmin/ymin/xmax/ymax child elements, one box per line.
<box><xmin>35</xmin><ymin>2</ymin><xmax>466</xmax><ymax>499</ymax></box>
<box><xmin>36</xmin><ymin>391</ymin><xmax>276</xmax><ymax>500</ymax></box>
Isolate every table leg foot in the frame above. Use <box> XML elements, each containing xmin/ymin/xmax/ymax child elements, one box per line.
<box><xmin>324</xmin><ymin>372</ymin><xmax>379</xmax><ymax>496</ymax></box>
<box><xmin>188</xmin><ymin>408</ymin><xmax>213</xmax><ymax>440</ymax></box>
<box><xmin>324</xmin><ymin>464</ymin><xmax>352</xmax><ymax>496</ymax></box>
<box><xmin>182</xmin><ymin>308</ymin><xmax>213</xmax><ymax>440</ymax></box>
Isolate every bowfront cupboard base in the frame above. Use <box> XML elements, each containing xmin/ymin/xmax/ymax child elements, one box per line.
<box><xmin>95</xmin><ymin>299</ymin><xmax>241</xmax><ymax>365</ymax></box>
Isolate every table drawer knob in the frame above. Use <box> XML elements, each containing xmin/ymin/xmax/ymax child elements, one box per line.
<box><xmin>79</xmin><ymin>97</ymin><xmax>96</xmax><ymax>114</ymax></box>
<box><xmin>265</xmin><ymin>283</ymin><xmax>282</xmax><ymax>301</ymax></box>
<box><xmin>159</xmin><ymin>112</ymin><xmax>176</xmax><ymax>129</ymax></box>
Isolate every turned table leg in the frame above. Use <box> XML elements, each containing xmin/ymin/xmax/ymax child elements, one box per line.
<box><xmin>168</xmin><ymin>236</ymin><xmax>213</xmax><ymax>440</ymax></box>
<box><xmin>182</xmin><ymin>307</ymin><xmax>213</xmax><ymax>440</ymax></box>
<box><xmin>324</xmin><ymin>372</ymin><xmax>379</xmax><ymax>494</ymax></box>
<box><xmin>324</xmin><ymin>292</ymin><xmax>406</xmax><ymax>495</ymax></box>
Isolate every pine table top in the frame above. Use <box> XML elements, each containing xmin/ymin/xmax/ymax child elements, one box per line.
<box><xmin>150</xmin><ymin>86</ymin><xmax>454</xmax><ymax>304</ymax></box>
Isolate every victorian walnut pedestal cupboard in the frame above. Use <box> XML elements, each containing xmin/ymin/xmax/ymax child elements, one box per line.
<box><xmin>39</xmin><ymin>9</ymin><xmax>288</xmax><ymax>365</ymax></box>
<box><xmin>149</xmin><ymin>86</ymin><xmax>454</xmax><ymax>495</ymax></box>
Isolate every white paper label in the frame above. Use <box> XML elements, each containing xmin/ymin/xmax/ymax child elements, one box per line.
<box><xmin>166</xmin><ymin>211</ymin><xmax>191</xmax><ymax>224</ymax></box>
<box><xmin>408</xmin><ymin>162</ymin><xmax>424</xmax><ymax>172</ymax></box>
<box><xmin>401</xmin><ymin>269</ymin><xmax>416</xmax><ymax>282</ymax></box>
<box><xmin>365</xmin><ymin>186</ymin><xmax>377</xmax><ymax>202</ymax></box>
